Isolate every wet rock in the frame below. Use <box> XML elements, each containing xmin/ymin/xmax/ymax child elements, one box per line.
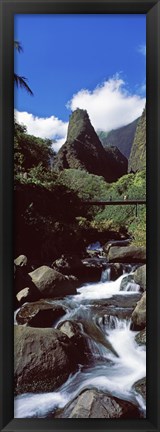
<box><xmin>55</xmin><ymin>389</ymin><xmax>140</xmax><ymax>418</ymax></box>
<box><xmin>103</xmin><ymin>239</ymin><xmax>131</xmax><ymax>255</ymax></box>
<box><xmin>134</xmin><ymin>265</ymin><xmax>146</xmax><ymax>291</ymax></box>
<box><xmin>95</xmin><ymin>307</ymin><xmax>134</xmax><ymax>321</ymax></box>
<box><xmin>53</xmin><ymin>255</ymin><xmax>109</xmax><ymax>283</ymax></box>
<box><xmin>107</xmin><ymin>245</ymin><xmax>146</xmax><ymax>263</ymax></box>
<box><xmin>52</xmin><ymin>255</ymin><xmax>84</xmax><ymax>276</ymax></box>
<box><xmin>131</xmin><ymin>292</ymin><xmax>146</xmax><ymax>330</ymax></box>
<box><xmin>120</xmin><ymin>274</ymin><xmax>134</xmax><ymax>290</ymax></box>
<box><xmin>110</xmin><ymin>263</ymin><xmax>123</xmax><ymax>280</ymax></box>
<box><xmin>16</xmin><ymin>300</ymin><xmax>66</xmax><ymax>327</ymax></box>
<box><xmin>29</xmin><ymin>265</ymin><xmax>77</xmax><ymax>298</ymax></box>
<box><xmin>90</xmin><ymin>293</ymin><xmax>142</xmax><ymax>310</ymax></box>
<box><xmin>57</xmin><ymin>320</ymin><xmax>90</xmax><ymax>364</ymax></box>
<box><xmin>79</xmin><ymin>320</ymin><xmax>119</xmax><ymax>358</ymax></box>
<box><xmin>14</xmin><ymin>325</ymin><xmax>76</xmax><ymax>395</ymax></box>
<box><xmin>133</xmin><ymin>378</ymin><xmax>146</xmax><ymax>400</ymax></box>
<box><xmin>16</xmin><ymin>286</ymin><xmax>40</xmax><ymax>306</ymax></box>
<box><xmin>135</xmin><ymin>328</ymin><xmax>146</xmax><ymax>346</ymax></box>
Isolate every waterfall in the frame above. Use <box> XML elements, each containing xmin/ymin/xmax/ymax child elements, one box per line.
<box><xmin>100</xmin><ymin>267</ymin><xmax>111</xmax><ymax>282</ymax></box>
<box><xmin>125</xmin><ymin>282</ymin><xmax>141</xmax><ymax>292</ymax></box>
<box><xmin>98</xmin><ymin>315</ymin><xmax>131</xmax><ymax>330</ymax></box>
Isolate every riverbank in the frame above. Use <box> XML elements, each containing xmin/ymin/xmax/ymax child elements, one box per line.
<box><xmin>14</xmin><ymin>242</ymin><xmax>146</xmax><ymax>419</ymax></box>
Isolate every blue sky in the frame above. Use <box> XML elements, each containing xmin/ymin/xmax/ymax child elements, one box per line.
<box><xmin>14</xmin><ymin>14</ymin><xmax>146</xmax><ymax>150</ymax></box>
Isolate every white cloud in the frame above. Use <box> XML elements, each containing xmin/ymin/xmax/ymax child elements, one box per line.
<box><xmin>52</xmin><ymin>138</ymin><xmax>66</xmax><ymax>152</ymax></box>
<box><xmin>67</xmin><ymin>76</ymin><xmax>146</xmax><ymax>132</ymax></box>
<box><xmin>15</xmin><ymin>75</ymin><xmax>146</xmax><ymax>153</ymax></box>
<box><xmin>14</xmin><ymin>110</ymin><xmax>68</xmax><ymax>151</ymax></box>
<box><xmin>138</xmin><ymin>45</ymin><xmax>146</xmax><ymax>56</ymax></box>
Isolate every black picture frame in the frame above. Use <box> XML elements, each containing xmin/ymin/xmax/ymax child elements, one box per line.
<box><xmin>0</xmin><ymin>0</ymin><xmax>159</xmax><ymax>431</ymax></box>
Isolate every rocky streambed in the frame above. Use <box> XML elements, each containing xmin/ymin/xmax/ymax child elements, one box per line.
<box><xmin>14</xmin><ymin>244</ymin><xmax>146</xmax><ymax>419</ymax></box>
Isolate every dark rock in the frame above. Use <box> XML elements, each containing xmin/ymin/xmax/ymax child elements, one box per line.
<box><xmin>135</xmin><ymin>328</ymin><xmax>146</xmax><ymax>346</ymax></box>
<box><xmin>16</xmin><ymin>300</ymin><xmax>66</xmax><ymax>327</ymax></box>
<box><xmin>134</xmin><ymin>265</ymin><xmax>146</xmax><ymax>291</ymax></box>
<box><xmin>109</xmin><ymin>263</ymin><xmax>123</xmax><ymax>280</ymax></box>
<box><xmin>14</xmin><ymin>266</ymin><xmax>37</xmax><ymax>295</ymax></box>
<box><xmin>107</xmin><ymin>245</ymin><xmax>146</xmax><ymax>263</ymax></box>
<box><xmin>131</xmin><ymin>292</ymin><xmax>146</xmax><ymax>330</ymax></box>
<box><xmin>133</xmin><ymin>378</ymin><xmax>146</xmax><ymax>400</ymax></box>
<box><xmin>14</xmin><ymin>325</ymin><xmax>76</xmax><ymax>395</ymax></box>
<box><xmin>103</xmin><ymin>239</ymin><xmax>131</xmax><ymax>255</ymax></box>
<box><xmin>53</xmin><ymin>255</ymin><xmax>108</xmax><ymax>284</ymax></box>
<box><xmin>104</xmin><ymin>146</ymin><xmax>128</xmax><ymax>180</ymax></box>
<box><xmin>57</xmin><ymin>320</ymin><xmax>91</xmax><ymax>364</ymax></box>
<box><xmin>78</xmin><ymin>320</ymin><xmax>119</xmax><ymax>358</ymax></box>
<box><xmin>55</xmin><ymin>389</ymin><xmax>140</xmax><ymax>418</ymax></box>
<box><xmin>94</xmin><ymin>307</ymin><xmax>134</xmax><ymax>321</ymax></box>
<box><xmin>54</xmin><ymin>109</ymin><xmax>127</xmax><ymax>182</ymax></box>
<box><xmin>90</xmin><ymin>293</ymin><xmax>141</xmax><ymax>310</ymax></box>
<box><xmin>52</xmin><ymin>255</ymin><xmax>83</xmax><ymax>276</ymax></box>
<box><xmin>16</xmin><ymin>286</ymin><xmax>40</xmax><ymax>306</ymax></box>
<box><xmin>29</xmin><ymin>265</ymin><xmax>77</xmax><ymax>298</ymax></box>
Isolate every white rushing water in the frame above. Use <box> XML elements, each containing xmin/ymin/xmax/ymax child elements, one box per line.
<box><xmin>72</xmin><ymin>273</ymin><xmax>140</xmax><ymax>301</ymax></box>
<box><xmin>14</xmin><ymin>270</ymin><xmax>146</xmax><ymax>418</ymax></box>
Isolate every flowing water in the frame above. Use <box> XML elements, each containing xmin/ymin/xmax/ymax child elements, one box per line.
<box><xmin>14</xmin><ymin>266</ymin><xmax>146</xmax><ymax>418</ymax></box>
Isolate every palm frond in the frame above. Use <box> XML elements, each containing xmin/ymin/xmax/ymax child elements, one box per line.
<box><xmin>14</xmin><ymin>41</ymin><xmax>23</xmax><ymax>53</ymax></box>
<box><xmin>14</xmin><ymin>74</ymin><xmax>34</xmax><ymax>96</ymax></box>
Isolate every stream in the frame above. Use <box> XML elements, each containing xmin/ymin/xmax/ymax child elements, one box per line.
<box><xmin>14</xmin><ymin>266</ymin><xmax>146</xmax><ymax>418</ymax></box>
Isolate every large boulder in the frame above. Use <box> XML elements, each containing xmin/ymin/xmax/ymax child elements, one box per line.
<box><xmin>103</xmin><ymin>239</ymin><xmax>131</xmax><ymax>255</ymax></box>
<box><xmin>134</xmin><ymin>265</ymin><xmax>146</xmax><ymax>291</ymax></box>
<box><xmin>52</xmin><ymin>255</ymin><xmax>84</xmax><ymax>276</ymax></box>
<box><xmin>107</xmin><ymin>245</ymin><xmax>146</xmax><ymax>263</ymax></box>
<box><xmin>135</xmin><ymin>328</ymin><xmax>146</xmax><ymax>346</ymax></box>
<box><xmin>16</xmin><ymin>300</ymin><xmax>66</xmax><ymax>327</ymax></box>
<box><xmin>29</xmin><ymin>266</ymin><xmax>77</xmax><ymax>298</ymax></box>
<box><xmin>16</xmin><ymin>286</ymin><xmax>41</xmax><ymax>307</ymax></box>
<box><xmin>57</xmin><ymin>320</ymin><xmax>91</xmax><ymax>364</ymax></box>
<box><xmin>55</xmin><ymin>389</ymin><xmax>140</xmax><ymax>418</ymax></box>
<box><xmin>14</xmin><ymin>266</ymin><xmax>41</xmax><ymax>309</ymax></box>
<box><xmin>131</xmin><ymin>292</ymin><xmax>146</xmax><ymax>330</ymax></box>
<box><xmin>53</xmin><ymin>255</ymin><xmax>103</xmax><ymax>283</ymax></box>
<box><xmin>14</xmin><ymin>266</ymin><xmax>38</xmax><ymax>295</ymax></box>
<box><xmin>14</xmin><ymin>325</ymin><xmax>76</xmax><ymax>395</ymax></box>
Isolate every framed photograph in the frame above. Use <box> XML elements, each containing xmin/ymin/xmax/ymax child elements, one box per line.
<box><xmin>0</xmin><ymin>0</ymin><xmax>159</xmax><ymax>431</ymax></box>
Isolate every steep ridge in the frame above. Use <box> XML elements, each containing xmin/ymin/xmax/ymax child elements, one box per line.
<box><xmin>98</xmin><ymin>118</ymin><xmax>139</xmax><ymax>159</ymax></box>
<box><xmin>128</xmin><ymin>107</ymin><xmax>146</xmax><ymax>173</ymax></box>
<box><xmin>54</xmin><ymin>109</ymin><xmax>127</xmax><ymax>182</ymax></box>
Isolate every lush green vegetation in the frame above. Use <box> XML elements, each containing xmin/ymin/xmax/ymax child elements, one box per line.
<box><xmin>14</xmin><ymin>121</ymin><xmax>56</xmax><ymax>181</ymax></box>
<box><xmin>14</xmin><ymin>119</ymin><xmax>146</xmax><ymax>263</ymax></box>
<box><xmin>128</xmin><ymin>106</ymin><xmax>146</xmax><ymax>173</ymax></box>
<box><xmin>58</xmin><ymin>168</ymin><xmax>146</xmax><ymax>246</ymax></box>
